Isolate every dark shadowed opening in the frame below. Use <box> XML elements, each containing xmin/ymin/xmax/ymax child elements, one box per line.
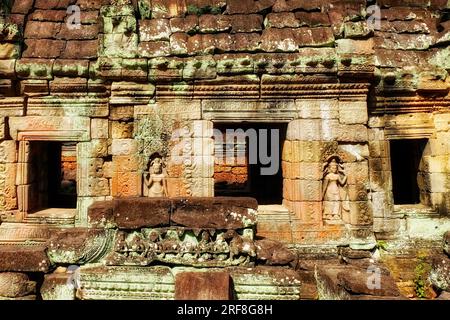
<box><xmin>390</xmin><ymin>139</ymin><xmax>427</xmax><ymax>205</ymax></box>
<box><xmin>28</xmin><ymin>141</ymin><xmax>77</xmax><ymax>213</ymax></box>
<box><xmin>214</xmin><ymin>123</ymin><xmax>286</xmax><ymax>205</ymax></box>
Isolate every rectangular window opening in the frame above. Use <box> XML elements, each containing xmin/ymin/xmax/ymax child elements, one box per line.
<box><xmin>214</xmin><ymin>123</ymin><xmax>286</xmax><ymax>205</ymax></box>
<box><xmin>390</xmin><ymin>138</ymin><xmax>427</xmax><ymax>205</ymax></box>
<box><xmin>28</xmin><ymin>141</ymin><xmax>77</xmax><ymax>214</ymax></box>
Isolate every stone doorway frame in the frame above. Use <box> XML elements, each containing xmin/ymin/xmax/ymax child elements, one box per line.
<box><xmin>15</xmin><ymin>130</ymin><xmax>89</xmax><ymax>225</ymax></box>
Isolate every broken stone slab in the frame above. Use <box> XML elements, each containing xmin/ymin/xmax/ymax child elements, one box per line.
<box><xmin>315</xmin><ymin>263</ymin><xmax>401</xmax><ymax>299</ymax></box>
<box><xmin>40</xmin><ymin>271</ymin><xmax>76</xmax><ymax>300</ymax></box>
<box><xmin>315</xmin><ymin>265</ymin><xmax>351</xmax><ymax>300</ymax></box>
<box><xmin>87</xmin><ymin>201</ymin><xmax>115</xmax><ymax>228</ymax></box>
<box><xmin>336</xmin><ymin>268</ymin><xmax>401</xmax><ymax>296</ymax></box>
<box><xmin>230</xmin><ymin>266</ymin><xmax>302</xmax><ymax>300</ymax></box>
<box><xmin>255</xmin><ymin>238</ymin><xmax>298</xmax><ymax>267</ymax></box>
<box><xmin>0</xmin><ymin>272</ymin><xmax>36</xmax><ymax>298</ymax></box>
<box><xmin>47</xmin><ymin>228</ymin><xmax>115</xmax><ymax>265</ymax></box>
<box><xmin>76</xmin><ymin>265</ymin><xmax>175</xmax><ymax>300</ymax></box>
<box><xmin>430</xmin><ymin>254</ymin><xmax>450</xmax><ymax>292</ymax></box>
<box><xmin>0</xmin><ymin>245</ymin><xmax>50</xmax><ymax>272</ymax></box>
<box><xmin>175</xmin><ymin>271</ymin><xmax>231</xmax><ymax>300</ymax></box>
<box><xmin>339</xmin><ymin>247</ymin><xmax>372</xmax><ymax>260</ymax></box>
<box><xmin>436</xmin><ymin>291</ymin><xmax>450</xmax><ymax>300</ymax></box>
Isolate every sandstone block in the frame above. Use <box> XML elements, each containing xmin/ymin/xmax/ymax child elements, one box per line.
<box><xmin>296</xmin><ymin>99</ymin><xmax>339</xmax><ymax>119</ymax></box>
<box><xmin>175</xmin><ymin>272</ymin><xmax>231</xmax><ymax>300</ymax></box>
<box><xmin>346</xmin><ymin>161</ymin><xmax>369</xmax><ymax>185</ymax></box>
<box><xmin>139</xmin><ymin>19</ymin><xmax>171</xmax><ymax>41</ymax></box>
<box><xmin>0</xmin><ymin>246</ymin><xmax>50</xmax><ymax>272</ymax></box>
<box><xmin>113</xmin><ymin>198</ymin><xmax>171</xmax><ymax>228</ymax></box>
<box><xmin>78</xmin><ymin>177</ymin><xmax>110</xmax><ymax>197</ymax></box>
<box><xmin>62</xmin><ymin>40</ymin><xmax>99</xmax><ymax>59</ymax></box>
<box><xmin>111</xmin><ymin>171</ymin><xmax>141</xmax><ymax>197</ymax></box>
<box><xmin>350</xmin><ymin>201</ymin><xmax>373</xmax><ymax>226</ymax></box>
<box><xmin>0</xmin><ymin>60</ymin><xmax>16</xmax><ymax>77</ymax></box>
<box><xmin>9</xmin><ymin>116</ymin><xmax>90</xmax><ymax>140</ymax></box>
<box><xmin>111</xmin><ymin>139</ymin><xmax>138</xmax><ymax>156</ymax></box>
<box><xmin>0</xmin><ymin>118</ymin><xmax>4</xmax><ymax>140</ymax></box>
<box><xmin>87</xmin><ymin>201</ymin><xmax>115</xmax><ymax>228</ymax></box>
<box><xmin>169</xmin><ymin>15</ymin><xmax>198</xmax><ymax>33</ymax></box>
<box><xmin>0</xmin><ymin>141</ymin><xmax>17</xmax><ymax>163</ymax></box>
<box><xmin>0</xmin><ymin>273</ymin><xmax>36</xmax><ymax>298</ymax></box>
<box><xmin>229</xmin><ymin>14</ymin><xmax>263</xmax><ymax>33</ymax></box>
<box><xmin>78</xmin><ymin>139</ymin><xmax>108</xmax><ymax>158</ymax></box>
<box><xmin>255</xmin><ymin>239</ymin><xmax>297</xmax><ymax>266</ymax></box>
<box><xmin>91</xmin><ymin>119</ymin><xmax>109</xmax><ymax>139</ymax></box>
<box><xmin>287</xmin><ymin>119</ymin><xmax>322</xmax><ymax>141</ymax></box>
<box><xmin>40</xmin><ymin>273</ymin><xmax>75</xmax><ymax>300</ymax></box>
<box><xmin>264</xmin><ymin>12</ymin><xmax>299</xmax><ymax>28</ymax></box>
<box><xmin>429</xmin><ymin>254</ymin><xmax>450</xmax><ymax>291</ymax></box>
<box><xmin>23</xmin><ymin>39</ymin><xmax>65</xmax><ymax>58</ymax></box>
<box><xmin>111</xmin><ymin>121</ymin><xmax>133</xmax><ymax>139</ymax></box>
<box><xmin>171</xmin><ymin>197</ymin><xmax>257</xmax><ymax>229</ymax></box>
<box><xmin>337</xmin><ymin>268</ymin><xmax>401</xmax><ymax>296</ymax></box>
<box><xmin>138</xmin><ymin>41</ymin><xmax>171</xmax><ymax>58</ymax></box>
<box><xmin>339</xmin><ymin>101</ymin><xmax>368</xmax><ymax>125</ymax></box>
<box><xmin>292</xmin><ymin>201</ymin><xmax>322</xmax><ymax>223</ymax></box>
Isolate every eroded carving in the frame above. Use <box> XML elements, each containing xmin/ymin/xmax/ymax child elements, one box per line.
<box><xmin>322</xmin><ymin>156</ymin><xmax>350</xmax><ymax>222</ymax></box>
<box><xmin>144</xmin><ymin>153</ymin><xmax>168</xmax><ymax>197</ymax></box>
<box><xmin>105</xmin><ymin>228</ymin><xmax>256</xmax><ymax>267</ymax></box>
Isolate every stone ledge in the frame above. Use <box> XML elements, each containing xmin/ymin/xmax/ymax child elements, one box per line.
<box><xmin>88</xmin><ymin>197</ymin><xmax>258</xmax><ymax>229</ymax></box>
<box><xmin>0</xmin><ymin>245</ymin><xmax>50</xmax><ymax>272</ymax></box>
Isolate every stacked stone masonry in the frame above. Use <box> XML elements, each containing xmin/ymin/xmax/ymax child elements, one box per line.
<box><xmin>0</xmin><ymin>0</ymin><xmax>450</xmax><ymax>300</ymax></box>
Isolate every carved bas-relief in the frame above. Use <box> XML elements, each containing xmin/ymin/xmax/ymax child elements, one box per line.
<box><xmin>322</xmin><ymin>156</ymin><xmax>350</xmax><ymax>224</ymax></box>
<box><xmin>105</xmin><ymin>228</ymin><xmax>256</xmax><ymax>267</ymax></box>
<box><xmin>144</xmin><ymin>154</ymin><xmax>168</xmax><ymax>197</ymax></box>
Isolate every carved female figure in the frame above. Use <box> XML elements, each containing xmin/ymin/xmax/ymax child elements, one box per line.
<box><xmin>145</xmin><ymin>154</ymin><xmax>168</xmax><ymax>197</ymax></box>
<box><xmin>322</xmin><ymin>156</ymin><xmax>350</xmax><ymax>222</ymax></box>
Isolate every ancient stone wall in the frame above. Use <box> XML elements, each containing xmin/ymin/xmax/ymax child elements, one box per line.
<box><xmin>0</xmin><ymin>0</ymin><xmax>449</xmax><ymax>246</ymax></box>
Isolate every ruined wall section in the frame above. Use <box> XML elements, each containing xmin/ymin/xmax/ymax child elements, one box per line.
<box><xmin>370</xmin><ymin>2</ymin><xmax>450</xmax><ymax>239</ymax></box>
<box><xmin>0</xmin><ymin>0</ymin><xmax>449</xmax><ymax>244</ymax></box>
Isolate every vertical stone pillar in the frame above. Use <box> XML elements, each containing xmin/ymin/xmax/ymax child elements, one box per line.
<box><xmin>76</xmin><ymin>139</ymin><xmax>111</xmax><ymax>226</ymax></box>
<box><xmin>111</xmin><ymin>138</ymin><xmax>141</xmax><ymax>197</ymax></box>
<box><xmin>337</xmin><ymin>99</ymin><xmax>372</xmax><ymax>244</ymax></box>
<box><xmin>16</xmin><ymin>140</ymin><xmax>30</xmax><ymax>217</ymax></box>
<box><xmin>191</xmin><ymin>120</ymin><xmax>214</xmax><ymax>197</ymax></box>
<box><xmin>429</xmin><ymin>114</ymin><xmax>450</xmax><ymax>213</ymax></box>
<box><xmin>0</xmin><ymin>140</ymin><xmax>18</xmax><ymax>215</ymax></box>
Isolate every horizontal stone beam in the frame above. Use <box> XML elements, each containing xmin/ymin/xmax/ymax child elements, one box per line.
<box><xmin>88</xmin><ymin>197</ymin><xmax>258</xmax><ymax>230</ymax></box>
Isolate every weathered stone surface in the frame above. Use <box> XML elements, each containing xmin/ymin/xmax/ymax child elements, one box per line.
<box><xmin>139</xmin><ymin>19</ymin><xmax>171</xmax><ymax>41</ymax></box>
<box><xmin>87</xmin><ymin>201</ymin><xmax>115</xmax><ymax>228</ymax></box>
<box><xmin>444</xmin><ymin>231</ymin><xmax>450</xmax><ymax>257</ymax></box>
<box><xmin>255</xmin><ymin>239</ymin><xmax>298</xmax><ymax>266</ymax></box>
<box><xmin>23</xmin><ymin>39</ymin><xmax>65</xmax><ymax>58</ymax></box>
<box><xmin>47</xmin><ymin>228</ymin><xmax>113</xmax><ymax>264</ymax></box>
<box><xmin>113</xmin><ymin>198</ymin><xmax>171</xmax><ymax>229</ymax></box>
<box><xmin>230</xmin><ymin>266</ymin><xmax>302</xmax><ymax>300</ymax></box>
<box><xmin>0</xmin><ymin>246</ymin><xmax>50</xmax><ymax>272</ymax></box>
<box><xmin>171</xmin><ymin>197</ymin><xmax>257</xmax><ymax>229</ymax></box>
<box><xmin>40</xmin><ymin>272</ymin><xmax>75</xmax><ymax>300</ymax></box>
<box><xmin>336</xmin><ymin>268</ymin><xmax>401</xmax><ymax>296</ymax></box>
<box><xmin>437</xmin><ymin>291</ymin><xmax>450</xmax><ymax>300</ymax></box>
<box><xmin>0</xmin><ymin>273</ymin><xmax>36</xmax><ymax>298</ymax></box>
<box><xmin>175</xmin><ymin>272</ymin><xmax>231</xmax><ymax>300</ymax></box>
<box><xmin>430</xmin><ymin>254</ymin><xmax>450</xmax><ymax>292</ymax></box>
